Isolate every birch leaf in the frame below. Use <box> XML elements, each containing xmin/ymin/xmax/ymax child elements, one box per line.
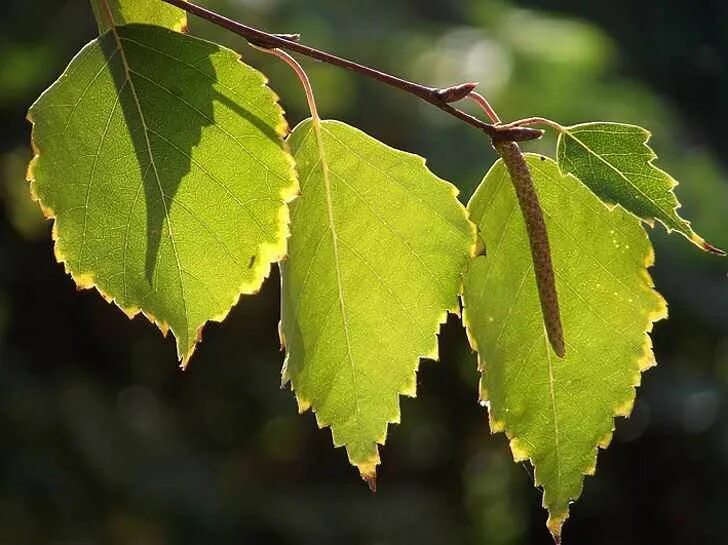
<box><xmin>27</xmin><ymin>24</ymin><xmax>297</xmax><ymax>365</ymax></box>
<box><xmin>281</xmin><ymin>119</ymin><xmax>476</xmax><ymax>484</ymax></box>
<box><xmin>557</xmin><ymin>122</ymin><xmax>724</xmax><ymax>254</ymax></box>
<box><xmin>462</xmin><ymin>154</ymin><xmax>667</xmax><ymax>541</ymax></box>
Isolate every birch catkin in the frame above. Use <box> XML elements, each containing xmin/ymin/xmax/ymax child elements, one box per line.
<box><xmin>494</xmin><ymin>141</ymin><xmax>566</xmax><ymax>357</ymax></box>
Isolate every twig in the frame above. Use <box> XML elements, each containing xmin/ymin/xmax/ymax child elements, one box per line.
<box><xmin>160</xmin><ymin>0</ymin><xmax>542</xmax><ymax>142</ymax></box>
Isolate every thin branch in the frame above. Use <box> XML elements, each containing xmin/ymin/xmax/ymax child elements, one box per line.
<box><xmin>160</xmin><ymin>0</ymin><xmax>542</xmax><ymax>142</ymax></box>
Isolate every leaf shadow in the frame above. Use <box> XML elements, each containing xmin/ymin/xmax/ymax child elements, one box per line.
<box><xmin>100</xmin><ymin>26</ymin><xmax>279</xmax><ymax>286</ymax></box>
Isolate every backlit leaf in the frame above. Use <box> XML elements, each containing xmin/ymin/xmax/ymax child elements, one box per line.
<box><xmin>281</xmin><ymin>119</ymin><xmax>476</xmax><ymax>483</ymax></box>
<box><xmin>557</xmin><ymin>122</ymin><xmax>723</xmax><ymax>254</ymax></box>
<box><xmin>27</xmin><ymin>24</ymin><xmax>298</xmax><ymax>365</ymax></box>
<box><xmin>90</xmin><ymin>0</ymin><xmax>187</xmax><ymax>33</ymax></box>
<box><xmin>462</xmin><ymin>154</ymin><xmax>667</xmax><ymax>541</ymax></box>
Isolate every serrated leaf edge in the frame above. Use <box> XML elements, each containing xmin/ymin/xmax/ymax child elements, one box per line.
<box><xmin>558</xmin><ymin>122</ymin><xmax>724</xmax><ymax>255</ymax></box>
<box><xmin>281</xmin><ymin>119</ymin><xmax>477</xmax><ymax>482</ymax></box>
<box><xmin>286</xmin><ymin>305</ymin><xmax>457</xmax><ymax>481</ymax></box>
<box><xmin>461</xmin><ymin>157</ymin><xmax>669</xmax><ymax>541</ymax></box>
<box><xmin>26</xmin><ymin>30</ymin><xmax>299</xmax><ymax>367</ymax></box>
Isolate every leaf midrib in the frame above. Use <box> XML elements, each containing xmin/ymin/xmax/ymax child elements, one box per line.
<box><xmin>101</xmin><ymin>8</ymin><xmax>190</xmax><ymax>343</ymax></box>
<box><xmin>562</xmin><ymin>128</ymin><xmax>666</xmax><ymax>221</ymax></box>
<box><xmin>310</xmin><ymin>121</ymin><xmax>363</xmax><ymax>428</ymax></box>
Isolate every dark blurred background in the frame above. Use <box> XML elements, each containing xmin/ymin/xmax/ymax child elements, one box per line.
<box><xmin>1</xmin><ymin>1</ymin><xmax>727</xmax><ymax>544</ymax></box>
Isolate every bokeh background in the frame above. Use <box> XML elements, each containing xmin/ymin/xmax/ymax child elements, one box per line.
<box><xmin>1</xmin><ymin>0</ymin><xmax>727</xmax><ymax>544</ymax></box>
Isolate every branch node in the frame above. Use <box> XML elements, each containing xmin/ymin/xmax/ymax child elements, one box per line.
<box><xmin>492</xmin><ymin>127</ymin><xmax>545</xmax><ymax>143</ymax></box>
<box><xmin>435</xmin><ymin>82</ymin><xmax>479</xmax><ymax>103</ymax></box>
<box><xmin>249</xmin><ymin>33</ymin><xmax>301</xmax><ymax>49</ymax></box>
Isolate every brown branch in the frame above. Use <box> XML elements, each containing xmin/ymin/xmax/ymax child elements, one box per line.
<box><xmin>160</xmin><ymin>0</ymin><xmax>542</xmax><ymax>142</ymax></box>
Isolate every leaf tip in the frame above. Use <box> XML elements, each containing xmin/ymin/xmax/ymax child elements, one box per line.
<box><xmin>547</xmin><ymin>512</ymin><xmax>566</xmax><ymax>545</ymax></box>
<box><xmin>698</xmin><ymin>238</ymin><xmax>726</xmax><ymax>256</ymax></box>
<box><xmin>176</xmin><ymin>340</ymin><xmax>196</xmax><ymax>371</ymax></box>
<box><xmin>355</xmin><ymin>455</ymin><xmax>380</xmax><ymax>492</ymax></box>
<box><xmin>363</xmin><ymin>472</ymin><xmax>377</xmax><ymax>493</ymax></box>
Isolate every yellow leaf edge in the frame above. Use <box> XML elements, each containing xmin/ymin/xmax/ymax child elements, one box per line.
<box><xmin>282</xmin><ymin>304</ymin><xmax>457</xmax><ymax>488</ymax></box>
<box><xmin>278</xmin><ymin>146</ymin><xmax>479</xmax><ymax>487</ymax></box>
<box><xmin>173</xmin><ymin>13</ymin><xmax>189</xmax><ymax>34</ymax></box>
<box><xmin>461</xmin><ymin>181</ymin><xmax>669</xmax><ymax>543</ymax></box>
<box><xmin>25</xmin><ymin>43</ymin><xmax>299</xmax><ymax>368</ymax></box>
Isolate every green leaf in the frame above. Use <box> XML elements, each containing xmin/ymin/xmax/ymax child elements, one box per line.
<box><xmin>27</xmin><ymin>24</ymin><xmax>298</xmax><ymax>365</ymax></box>
<box><xmin>462</xmin><ymin>154</ymin><xmax>667</xmax><ymax>541</ymax></box>
<box><xmin>556</xmin><ymin>122</ymin><xmax>724</xmax><ymax>254</ymax></box>
<box><xmin>90</xmin><ymin>0</ymin><xmax>187</xmax><ymax>33</ymax></box>
<box><xmin>281</xmin><ymin>119</ymin><xmax>476</xmax><ymax>483</ymax></box>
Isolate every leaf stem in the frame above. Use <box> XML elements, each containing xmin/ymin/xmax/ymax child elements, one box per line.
<box><xmin>159</xmin><ymin>0</ymin><xmax>542</xmax><ymax>142</ymax></box>
<box><xmin>250</xmin><ymin>44</ymin><xmax>320</xmax><ymax>123</ymax></box>
<box><xmin>499</xmin><ymin>117</ymin><xmax>565</xmax><ymax>133</ymax></box>
<box><xmin>468</xmin><ymin>91</ymin><xmax>501</xmax><ymax>125</ymax></box>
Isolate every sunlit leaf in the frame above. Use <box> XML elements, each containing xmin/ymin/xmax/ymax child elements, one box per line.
<box><xmin>27</xmin><ymin>24</ymin><xmax>297</xmax><ymax>365</ymax></box>
<box><xmin>281</xmin><ymin>119</ymin><xmax>476</xmax><ymax>484</ymax></box>
<box><xmin>90</xmin><ymin>0</ymin><xmax>187</xmax><ymax>33</ymax></box>
<box><xmin>557</xmin><ymin>122</ymin><xmax>724</xmax><ymax>254</ymax></box>
<box><xmin>462</xmin><ymin>154</ymin><xmax>667</xmax><ymax>541</ymax></box>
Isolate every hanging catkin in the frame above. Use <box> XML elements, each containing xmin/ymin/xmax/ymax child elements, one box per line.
<box><xmin>494</xmin><ymin>140</ymin><xmax>565</xmax><ymax>357</ymax></box>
